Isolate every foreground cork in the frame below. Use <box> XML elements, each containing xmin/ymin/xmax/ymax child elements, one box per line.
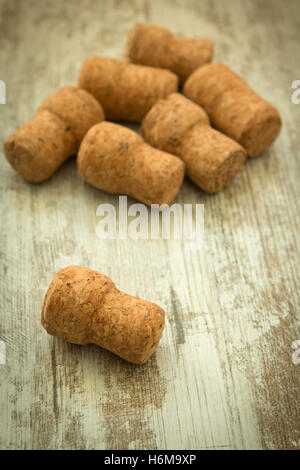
<box><xmin>41</xmin><ymin>266</ymin><xmax>165</xmax><ymax>364</ymax></box>
<box><xmin>142</xmin><ymin>93</ymin><xmax>246</xmax><ymax>193</ymax></box>
<box><xmin>78</xmin><ymin>56</ymin><xmax>178</xmax><ymax>122</ymax></box>
<box><xmin>125</xmin><ymin>23</ymin><xmax>213</xmax><ymax>84</ymax></box>
<box><xmin>78</xmin><ymin>122</ymin><xmax>185</xmax><ymax>205</ymax></box>
<box><xmin>184</xmin><ymin>63</ymin><xmax>282</xmax><ymax>157</ymax></box>
<box><xmin>4</xmin><ymin>86</ymin><xmax>105</xmax><ymax>182</ymax></box>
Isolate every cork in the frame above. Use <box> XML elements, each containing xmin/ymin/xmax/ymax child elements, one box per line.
<box><xmin>77</xmin><ymin>121</ymin><xmax>185</xmax><ymax>205</ymax></box>
<box><xmin>41</xmin><ymin>266</ymin><xmax>165</xmax><ymax>364</ymax></box>
<box><xmin>183</xmin><ymin>63</ymin><xmax>282</xmax><ymax>157</ymax></box>
<box><xmin>125</xmin><ymin>23</ymin><xmax>213</xmax><ymax>84</ymax></box>
<box><xmin>142</xmin><ymin>93</ymin><xmax>246</xmax><ymax>193</ymax></box>
<box><xmin>4</xmin><ymin>86</ymin><xmax>105</xmax><ymax>182</ymax></box>
<box><xmin>78</xmin><ymin>56</ymin><xmax>178</xmax><ymax>122</ymax></box>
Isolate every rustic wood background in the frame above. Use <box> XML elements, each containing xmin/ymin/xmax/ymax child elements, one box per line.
<box><xmin>0</xmin><ymin>0</ymin><xmax>299</xmax><ymax>450</ymax></box>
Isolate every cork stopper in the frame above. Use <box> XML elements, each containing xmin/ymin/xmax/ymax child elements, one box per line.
<box><xmin>38</xmin><ymin>86</ymin><xmax>105</xmax><ymax>150</ymax></box>
<box><xmin>4</xmin><ymin>86</ymin><xmax>105</xmax><ymax>182</ymax></box>
<box><xmin>184</xmin><ymin>63</ymin><xmax>282</xmax><ymax>157</ymax></box>
<box><xmin>41</xmin><ymin>265</ymin><xmax>165</xmax><ymax>364</ymax></box>
<box><xmin>78</xmin><ymin>121</ymin><xmax>185</xmax><ymax>205</ymax></box>
<box><xmin>142</xmin><ymin>93</ymin><xmax>246</xmax><ymax>193</ymax></box>
<box><xmin>142</xmin><ymin>92</ymin><xmax>209</xmax><ymax>155</ymax></box>
<box><xmin>181</xmin><ymin>123</ymin><xmax>246</xmax><ymax>193</ymax></box>
<box><xmin>4</xmin><ymin>110</ymin><xmax>75</xmax><ymax>183</ymax></box>
<box><xmin>125</xmin><ymin>23</ymin><xmax>213</xmax><ymax>84</ymax></box>
<box><xmin>78</xmin><ymin>56</ymin><xmax>178</xmax><ymax>122</ymax></box>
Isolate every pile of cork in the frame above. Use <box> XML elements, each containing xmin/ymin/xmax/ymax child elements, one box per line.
<box><xmin>4</xmin><ymin>23</ymin><xmax>281</xmax><ymax>205</ymax></box>
<box><xmin>4</xmin><ymin>24</ymin><xmax>282</xmax><ymax>364</ymax></box>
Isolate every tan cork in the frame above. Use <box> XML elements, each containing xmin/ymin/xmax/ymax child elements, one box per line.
<box><xmin>78</xmin><ymin>56</ymin><xmax>178</xmax><ymax>122</ymax></box>
<box><xmin>125</xmin><ymin>23</ymin><xmax>213</xmax><ymax>84</ymax></box>
<box><xmin>4</xmin><ymin>86</ymin><xmax>105</xmax><ymax>182</ymax></box>
<box><xmin>183</xmin><ymin>63</ymin><xmax>282</xmax><ymax>157</ymax></box>
<box><xmin>142</xmin><ymin>93</ymin><xmax>246</xmax><ymax>193</ymax></box>
<box><xmin>77</xmin><ymin>121</ymin><xmax>185</xmax><ymax>205</ymax></box>
<box><xmin>41</xmin><ymin>265</ymin><xmax>165</xmax><ymax>364</ymax></box>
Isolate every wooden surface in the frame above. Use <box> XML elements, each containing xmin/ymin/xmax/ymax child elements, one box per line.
<box><xmin>0</xmin><ymin>0</ymin><xmax>299</xmax><ymax>450</ymax></box>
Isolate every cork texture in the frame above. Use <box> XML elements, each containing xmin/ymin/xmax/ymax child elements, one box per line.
<box><xmin>38</xmin><ymin>86</ymin><xmax>105</xmax><ymax>148</ymax></box>
<box><xmin>4</xmin><ymin>86</ymin><xmax>105</xmax><ymax>182</ymax></box>
<box><xmin>142</xmin><ymin>93</ymin><xmax>246</xmax><ymax>193</ymax></box>
<box><xmin>41</xmin><ymin>265</ymin><xmax>165</xmax><ymax>364</ymax></box>
<box><xmin>78</xmin><ymin>56</ymin><xmax>178</xmax><ymax>122</ymax></box>
<box><xmin>183</xmin><ymin>63</ymin><xmax>282</xmax><ymax>157</ymax></box>
<box><xmin>77</xmin><ymin>121</ymin><xmax>185</xmax><ymax>205</ymax></box>
<box><xmin>125</xmin><ymin>23</ymin><xmax>213</xmax><ymax>84</ymax></box>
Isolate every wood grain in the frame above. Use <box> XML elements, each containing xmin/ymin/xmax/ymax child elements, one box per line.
<box><xmin>0</xmin><ymin>0</ymin><xmax>299</xmax><ymax>450</ymax></box>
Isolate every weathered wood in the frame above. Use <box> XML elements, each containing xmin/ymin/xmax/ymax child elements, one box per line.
<box><xmin>0</xmin><ymin>0</ymin><xmax>299</xmax><ymax>450</ymax></box>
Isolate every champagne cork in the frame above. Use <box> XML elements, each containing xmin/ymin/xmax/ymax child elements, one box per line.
<box><xmin>142</xmin><ymin>93</ymin><xmax>246</xmax><ymax>193</ymax></box>
<box><xmin>184</xmin><ymin>63</ymin><xmax>282</xmax><ymax>157</ymax></box>
<box><xmin>41</xmin><ymin>266</ymin><xmax>165</xmax><ymax>364</ymax></box>
<box><xmin>78</xmin><ymin>56</ymin><xmax>178</xmax><ymax>122</ymax></box>
<box><xmin>125</xmin><ymin>23</ymin><xmax>213</xmax><ymax>84</ymax></box>
<box><xmin>4</xmin><ymin>86</ymin><xmax>105</xmax><ymax>182</ymax></box>
<box><xmin>78</xmin><ymin>121</ymin><xmax>185</xmax><ymax>205</ymax></box>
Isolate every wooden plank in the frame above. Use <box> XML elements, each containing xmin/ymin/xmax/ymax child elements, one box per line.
<box><xmin>0</xmin><ymin>0</ymin><xmax>299</xmax><ymax>450</ymax></box>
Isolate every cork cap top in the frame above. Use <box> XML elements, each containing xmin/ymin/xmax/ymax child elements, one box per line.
<box><xmin>142</xmin><ymin>93</ymin><xmax>209</xmax><ymax>155</ymax></box>
<box><xmin>38</xmin><ymin>86</ymin><xmax>105</xmax><ymax>146</ymax></box>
